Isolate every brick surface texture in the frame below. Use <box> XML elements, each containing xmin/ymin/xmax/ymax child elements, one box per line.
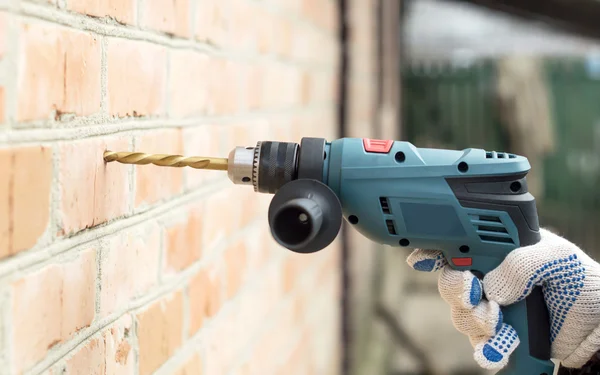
<box><xmin>0</xmin><ymin>1</ymin><xmax>377</xmax><ymax>374</ymax></box>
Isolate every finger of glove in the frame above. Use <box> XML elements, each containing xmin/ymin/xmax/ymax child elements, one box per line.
<box><xmin>472</xmin><ymin>323</ymin><xmax>520</xmax><ymax>370</ymax></box>
<box><xmin>450</xmin><ymin>300</ymin><xmax>503</xmax><ymax>338</ymax></box>
<box><xmin>438</xmin><ymin>267</ymin><xmax>483</xmax><ymax>309</ymax></box>
<box><xmin>483</xmin><ymin>228</ymin><xmax>585</xmax><ymax>306</ymax></box>
<box><xmin>406</xmin><ymin>249</ymin><xmax>447</xmax><ymax>272</ymax></box>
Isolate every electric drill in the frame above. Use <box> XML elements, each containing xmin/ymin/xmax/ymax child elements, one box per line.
<box><xmin>226</xmin><ymin>137</ymin><xmax>554</xmax><ymax>375</ymax></box>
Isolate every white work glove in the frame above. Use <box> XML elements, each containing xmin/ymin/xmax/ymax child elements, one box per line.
<box><xmin>406</xmin><ymin>228</ymin><xmax>600</xmax><ymax>371</ymax></box>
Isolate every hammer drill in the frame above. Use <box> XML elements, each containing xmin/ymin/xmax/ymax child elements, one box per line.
<box><xmin>226</xmin><ymin>136</ymin><xmax>554</xmax><ymax>375</ymax></box>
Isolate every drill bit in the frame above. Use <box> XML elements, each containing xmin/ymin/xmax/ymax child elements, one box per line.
<box><xmin>103</xmin><ymin>151</ymin><xmax>228</xmax><ymax>170</ymax></box>
<box><xmin>102</xmin><ymin>141</ymin><xmax>292</xmax><ymax>191</ymax></box>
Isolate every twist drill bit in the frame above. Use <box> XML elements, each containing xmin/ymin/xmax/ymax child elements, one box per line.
<box><xmin>102</xmin><ymin>141</ymin><xmax>282</xmax><ymax>190</ymax></box>
<box><xmin>103</xmin><ymin>151</ymin><xmax>228</xmax><ymax>170</ymax></box>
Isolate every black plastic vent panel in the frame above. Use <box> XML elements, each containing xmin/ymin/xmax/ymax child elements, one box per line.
<box><xmin>469</xmin><ymin>214</ymin><xmax>515</xmax><ymax>244</ymax></box>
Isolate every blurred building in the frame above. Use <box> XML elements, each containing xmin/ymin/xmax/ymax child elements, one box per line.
<box><xmin>349</xmin><ymin>1</ymin><xmax>600</xmax><ymax>375</ymax></box>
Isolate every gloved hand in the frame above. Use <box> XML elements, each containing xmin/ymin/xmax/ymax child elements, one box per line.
<box><xmin>406</xmin><ymin>228</ymin><xmax>600</xmax><ymax>371</ymax></box>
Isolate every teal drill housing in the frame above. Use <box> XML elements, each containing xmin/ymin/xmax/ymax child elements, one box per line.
<box><xmin>252</xmin><ymin>137</ymin><xmax>555</xmax><ymax>375</ymax></box>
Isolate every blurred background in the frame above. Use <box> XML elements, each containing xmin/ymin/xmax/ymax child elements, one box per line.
<box><xmin>349</xmin><ymin>0</ymin><xmax>600</xmax><ymax>374</ymax></box>
<box><xmin>2</xmin><ymin>0</ymin><xmax>600</xmax><ymax>374</ymax></box>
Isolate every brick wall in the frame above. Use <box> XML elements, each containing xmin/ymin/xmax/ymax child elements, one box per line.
<box><xmin>0</xmin><ymin>1</ymin><xmax>353</xmax><ymax>374</ymax></box>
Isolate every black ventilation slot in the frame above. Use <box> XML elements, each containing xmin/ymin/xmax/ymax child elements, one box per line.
<box><xmin>477</xmin><ymin>225</ymin><xmax>508</xmax><ymax>233</ymax></box>
<box><xmin>485</xmin><ymin>151</ymin><xmax>517</xmax><ymax>159</ymax></box>
<box><xmin>380</xmin><ymin>197</ymin><xmax>391</xmax><ymax>214</ymax></box>
<box><xmin>478</xmin><ymin>215</ymin><xmax>502</xmax><ymax>223</ymax></box>
<box><xmin>479</xmin><ymin>235</ymin><xmax>514</xmax><ymax>244</ymax></box>
<box><xmin>386</xmin><ymin>220</ymin><xmax>397</xmax><ymax>235</ymax></box>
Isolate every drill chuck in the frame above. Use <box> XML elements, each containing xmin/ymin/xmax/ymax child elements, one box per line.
<box><xmin>227</xmin><ymin>137</ymin><xmax>327</xmax><ymax>194</ymax></box>
<box><xmin>227</xmin><ymin>141</ymin><xmax>299</xmax><ymax>193</ymax></box>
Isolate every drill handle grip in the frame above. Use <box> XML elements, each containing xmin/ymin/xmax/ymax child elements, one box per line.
<box><xmin>446</xmin><ymin>173</ymin><xmax>555</xmax><ymax>374</ymax></box>
<box><xmin>495</xmin><ymin>229</ymin><xmax>554</xmax><ymax>375</ymax></box>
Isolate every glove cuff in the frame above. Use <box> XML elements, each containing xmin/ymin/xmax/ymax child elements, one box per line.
<box><xmin>560</xmin><ymin>322</ymin><xmax>600</xmax><ymax>371</ymax></box>
<box><xmin>557</xmin><ymin>351</ymin><xmax>600</xmax><ymax>374</ymax></box>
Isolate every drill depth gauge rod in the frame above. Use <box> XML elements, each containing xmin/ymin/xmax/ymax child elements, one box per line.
<box><xmin>105</xmin><ymin>136</ymin><xmax>557</xmax><ymax>375</ymax></box>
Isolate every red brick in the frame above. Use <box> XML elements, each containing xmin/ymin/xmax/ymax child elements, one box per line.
<box><xmin>255</xmin><ymin>8</ymin><xmax>273</xmax><ymax>54</ymax></box>
<box><xmin>173</xmin><ymin>354</ymin><xmax>202</xmax><ymax>375</ymax></box>
<box><xmin>59</xmin><ymin>136</ymin><xmax>130</xmax><ymax>235</ymax></box>
<box><xmin>310</xmin><ymin>70</ymin><xmax>333</xmax><ymax>104</ymax></box>
<box><xmin>208</xmin><ymin>262</ymin><xmax>226</xmax><ymax>316</ymax></box>
<box><xmin>11</xmin><ymin>248</ymin><xmax>96</xmax><ymax>373</ymax></box>
<box><xmin>281</xmin><ymin>66</ymin><xmax>302</xmax><ymax>107</ymax></box>
<box><xmin>0</xmin><ymin>146</ymin><xmax>52</xmax><ymax>259</ymax></box>
<box><xmin>188</xmin><ymin>263</ymin><xmax>223</xmax><ymax>336</ymax></box>
<box><xmin>193</xmin><ymin>0</ymin><xmax>212</xmax><ymax>42</ymax></box>
<box><xmin>65</xmin><ymin>315</ymin><xmax>134</xmax><ymax>375</ymax></box>
<box><xmin>280</xmin><ymin>330</ymin><xmax>313</xmax><ymax>375</ymax></box>
<box><xmin>206</xmin><ymin>263</ymin><xmax>225</xmax><ymax>317</ymax></box>
<box><xmin>195</xmin><ymin>0</ymin><xmax>228</xmax><ymax>46</ymax></box>
<box><xmin>259</xmin><ymin>64</ymin><xmax>277</xmax><ymax>109</ymax></box>
<box><xmin>228</xmin><ymin>2</ymin><xmax>247</xmax><ymax>50</ymax></box>
<box><xmin>242</xmin><ymin>227</ymin><xmax>269</xmax><ymax>277</ymax></box>
<box><xmin>246</xmin><ymin>64</ymin><xmax>265</xmax><ymax>110</ymax></box>
<box><xmin>323</xmin><ymin>2</ymin><xmax>338</xmax><ymax>33</ymax></box>
<box><xmin>107</xmin><ymin>38</ymin><xmax>166</xmax><ymax>117</ymax></box>
<box><xmin>302</xmin><ymin>0</ymin><xmax>320</xmax><ymax>26</ymax></box>
<box><xmin>17</xmin><ymin>22</ymin><xmax>101</xmax><ymax>121</ymax></box>
<box><xmin>169</xmin><ymin>51</ymin><xmax>210</xmax><ymax>118</ymax></box>
<box><xmin>165</xmin><ymin>203</ymin><xmax>203</xmax><ymax>273</ymax></box>
<box><xmin>105</xmin><ymin>315</ymin><xmax>135</xmax><ymax>375</ymax></box>
<box><xmin>300</xmin><ymin>71</ymin><xmax>311</xmax><ymax>105</ymax></box>
<box><xmin>248</xmin><ymin>318</ymin><xmax>295</xmax><ymax>374</ymax></box>
<box><xmin>237</xmin><ymin>186</ymin><xmax>261</xmax><ymax>228</ymax></box>
<box><xmin>65</xmin><ymin>338</ymin><xmax>106</xmax><ymax>375</ymax></box>
<box><xmin>188</xmin><ymin>269</ymin><xmax>208</xmax><ymax>335</ymax></box>
<box><xmin>134</xmin><ymin>129</ymin><xmax>183</xmax><ymax>206</ymax></box>
<box><xmin>208</xmin><ymin>58</ymin><xmax>240</xmax><ymax>115</ymax></box>
<box><xmin>0</xmin><ymin>151</ymin><xmax>8</xmax><ymax>257</ymax></box>
<box><xmin>182</xmin><ymin>125</ymin><xmax>222</xmax><ymax>189</ymax></box>
<box><xmin>230</xmin><ymin>1</ymin><xmax>270</xmax><ymax>53</ymax></box>
<box><xmin>271</xmin><ymin>120</ymin><xmax>294</xmax><ymax>143</ymax></box>
<box><xmin>141</xmin><ymin>0</ymin><xmax>191</xmax><ymax>37</ymax></box>
<box><xmin>275</xmin><ymin>18</ymin><xmax>293</xmax><ymax>57</ymax></box>
<box><xmin>100</xmin><ymin>224</ymin><xmax>160</xmax><ymax>317</ymax></box>
<box><xmin>227</xmin><ymin>120</ymin><xmax>271</xmax><ymax>149</ymax></box>
<box><xmin>318</xmin><ymin>243</ymin><xmax>341</xmax><ymax>285</ymax></box>
<box><xmin>203</xmin><ymin>187</ymin><xmax>238</xmax><ymax>249</ymax></box>
<box><xmin>68</xmin><ymin>0</ymin><xmax>136</xmax><ymax>25</ymax></box>
<box><xmin>282</xmin><ymin>255</ymin><xmax>300</xmax><ymax>293</ymax></box>
<box><xmin>137</xmin><ymin>291</ymin><xmax>184</xmax><ymax>375</ymax></box>
<box><xmin>225</xmin><ymin>240</ymin><xmax>247</xmax><ymax>298</ymax></box>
